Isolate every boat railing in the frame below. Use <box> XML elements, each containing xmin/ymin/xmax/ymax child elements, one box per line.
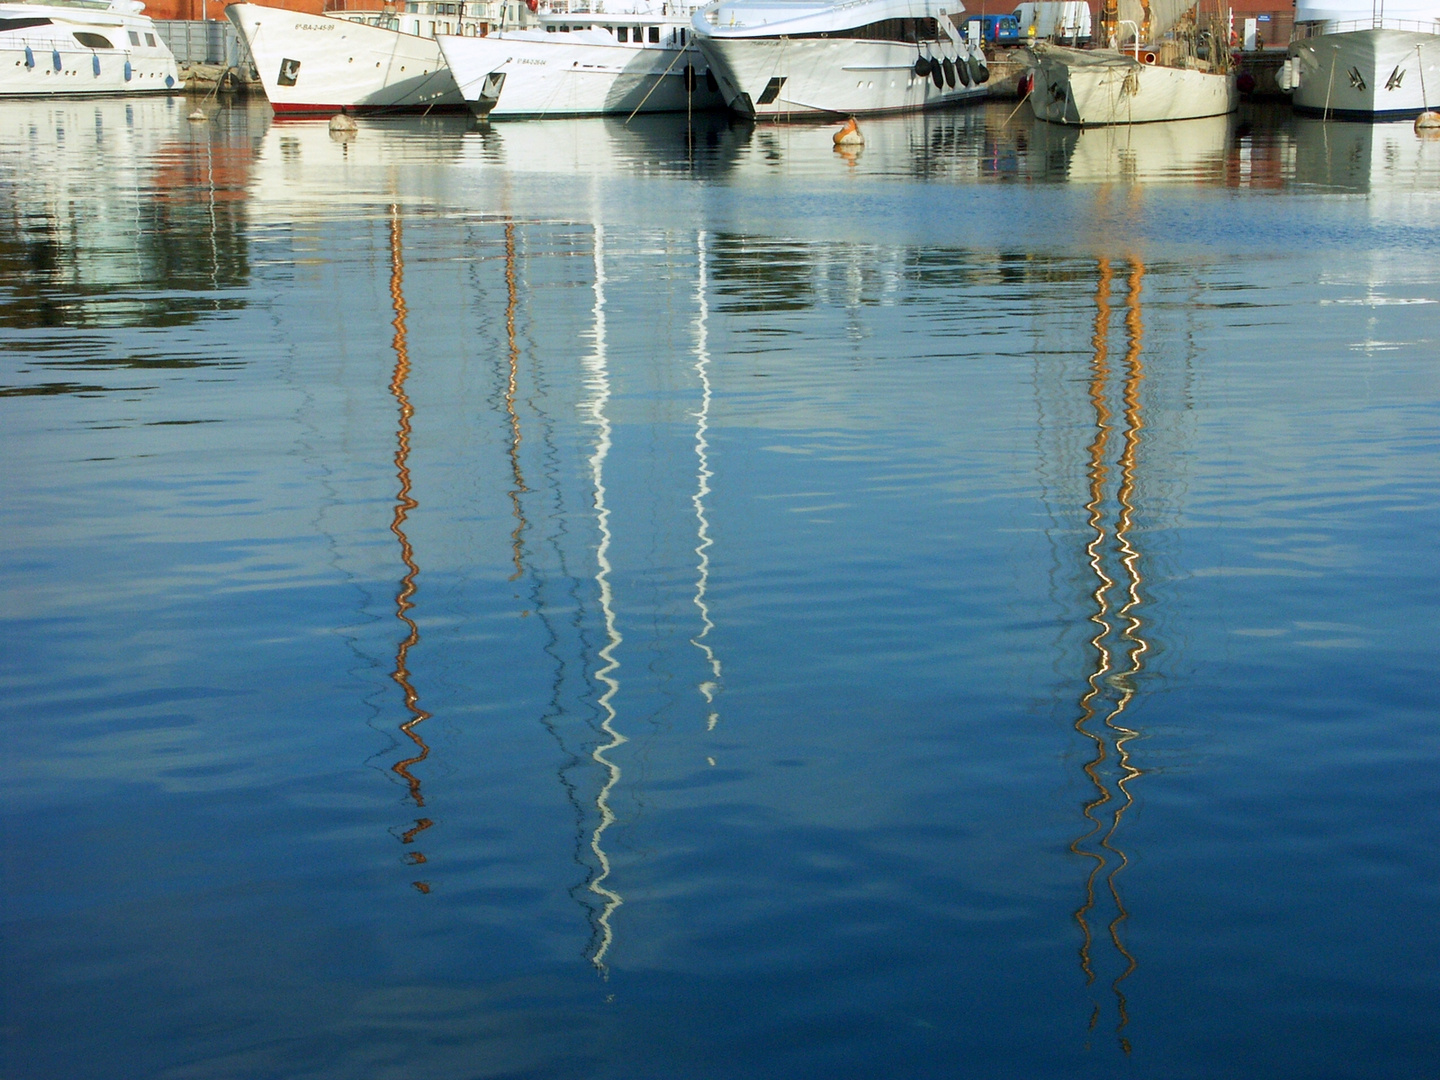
<box><xmin>1292</xmin><ymin>16</ymin><xmax>1440</xmax><ymax>37</ymax></box>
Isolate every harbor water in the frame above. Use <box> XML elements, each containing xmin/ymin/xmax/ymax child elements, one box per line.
<box><xmin>2</xmin><ymin>98</ymin><xmax>1438</xmax><ymax>1079</ymax></box>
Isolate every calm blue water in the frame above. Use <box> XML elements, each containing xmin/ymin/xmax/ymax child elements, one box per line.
<box><xmin>2</xmin><ymin>97</ymin><xmax>1438</xmax><ymax>1080</ymax></box>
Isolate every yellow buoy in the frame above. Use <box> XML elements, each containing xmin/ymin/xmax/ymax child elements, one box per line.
<box><xmin>1416</xmin><ymin>110</ymin><xmax>1440</xmax><ymax>133</ymax></box>
<box><xmin>833</xmin><ymin>116</ymin><xmax>864</xmax><ymax>146</ymax></box>
<box><xmin>329</xmin><ymin>112</ymin><xmax>359</xmax><ymax>133</ymax></box>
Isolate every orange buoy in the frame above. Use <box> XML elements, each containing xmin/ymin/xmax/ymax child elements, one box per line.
<box><xmin>833</xmin><ymin>117</ymin><xmax>864</xmax><ymax>146</ymax></box>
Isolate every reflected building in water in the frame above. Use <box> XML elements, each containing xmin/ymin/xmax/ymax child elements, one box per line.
<box><xmin>0</xmin><ymin>97</ymin><xmax>252</xmax><ymax>335</ymax></box>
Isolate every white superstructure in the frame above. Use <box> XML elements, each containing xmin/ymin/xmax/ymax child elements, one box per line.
<box><xmin>228</xmin><ymin>0</ymin><xmax>520</xmax><ymax>115</ymax></box>
<box><xmin>437</xmin><ymin>0</ymin><xmax>724</xmax><ymax>118</ymax></box>
<box><xmin>1281</xmin><ymin>0</ymin><xmax>1440</xmax><ymax>119</ymax></box>
<box><xmin>690</xmin><ymin>0</ymin><xmax>991</xmax><ymax>117</ymax></box>
<box><xmin>0</xmin><ymin>0</ymin><xmax>180</xmax><ymax>97</ymax></box>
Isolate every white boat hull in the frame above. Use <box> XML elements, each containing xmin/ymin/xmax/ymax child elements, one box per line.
<box><xmin>1287</xmin><ymin>26</ymin><xmax>1440</xmax><ymax>119</ymax></box>
<box><xmin>227</xmin><ymin>2</ymin><xmax>464</xmax><ymax>115</ymax></box>
<box><xmin>0</xmin><ymin>2</ymin><xmax>180</xmax><ymax>97</ymax></box>
<box><xmin>1028</xmin><ymin>47</ymin><xmax>1237</xmax><ymax>125</ymax></box>
<box><xmin>438</xmin><ymin>30</ymin><xmax>724</xmax><ymax>117</ymax></box>
<box><xmin>696</xmin><ymin>36</ymin><xmax>989</xmax><ymax>117</ymax></box>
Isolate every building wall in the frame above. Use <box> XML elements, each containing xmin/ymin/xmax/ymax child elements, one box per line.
<box><xmin>148</xmin><ymin>0</ymin><xmax>325</xmax><ymax>21</ymax></box>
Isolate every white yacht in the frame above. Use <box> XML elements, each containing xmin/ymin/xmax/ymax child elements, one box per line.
<box><xmin>227</xmin><ymin>0</ymin><xmax>522</xmax><ymax>115</ymax></box>
<box><xmin>437</xmin><ymin>0</ymin><xmax>724</xmax><ymax>118</ymax></box>
<box><xmin>689</xmin><ymin>0</ymin><xmax>990</xmax><ymax>118</ymax></box>
<box><xmin>1024</xmin><ymin>0</ymin><xmax>1237</xmax><ymax>124</ymax></box>
<box><xmin>0</xmin><ymin>0</ymin><xmax>180</xmax><ymax>96</ymax></box>
<box><xmin>1280</xmin><ymin>0</ymin><xmax>1439</xmax><ymax>119</ymax></box>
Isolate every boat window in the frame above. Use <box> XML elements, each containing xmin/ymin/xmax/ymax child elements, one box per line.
<box><xmin>406</xmin><ymin>2</ymin><xmax>419</xmax><ymax>10</ymax></box>
<box><xmin>128</xmin><ymin>29</ymin><xmax>141</xmax><ymax>44</ymax></box>
<box><xmin>74</xmin><ymin>31</ymin><xmax>113</xmax><ymax>47</ymax></box>
<box><xmin>0</xmin><ymin>16</ymin><xmax>53</xmax><ymax>31</ymax></box>
<box><xmin>547</xmin><ymin>23</ymin><xmax>556</xmax><ymax>30</ymax></box>
<box><xmin>648</xmin><ymin>25</ymin><xmax>658</xmax><ymax>42</ymax></box>
<box><xmin>616</xmin><ymin>25</ymin><xmax>627</xmax><ymax>41</ymax></box>
<box><xmin>145</xmin><ymin>32</ymin><xmax>156</xmax><ymax>45</ymax></box>
<box><xmin>790</xmin><ymin>17</ymin><xmax>938</xmax><ymax>42</ymax></box>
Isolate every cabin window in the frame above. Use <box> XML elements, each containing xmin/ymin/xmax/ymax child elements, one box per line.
<box><xmin>406</xmin><ymin>2</ymin><xmax>419</xmax><ymax>10</ymax></box>
<box><xmin>648</xmin><ymin>25</ymin><xmax>658</xmax><ymax>42</ymax></box>
<box><xmin>144</xmin><ymin>32</ymin><xmax>156</xmax><ymax>45</ymax></box>
<box><xmin>0</xmin><ymin>16</ymin><xmax>53</xmax><ymax>31</ymax></box>
<box><xmin>128</xmin><ymin>29</ymin><xmax>141</xmax><ymax>44</ymax></box>
<box><xmin>616</xmin><ymin>25</ymin><xmax>627</xmax><ymax>41</ymax></box>
<box><xmin>74</xmin><ymin>32</ymin><xmax>113</xmax><ymax>48</ymax></box>
<box><xmin>547</xmin><ymin>23</ymin><xmax>556</xmax><ymax>30</ymax></box>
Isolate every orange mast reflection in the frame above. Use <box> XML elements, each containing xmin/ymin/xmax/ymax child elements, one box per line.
<box><xmin>387</xmin><ymin>203</ymin><xmax>433</xmax><ymax>895</ymax></box>
<box><xmin>1071</xmin><ymin>254</ymin><xmax>1148</xmax><ymax>1051</ymax></box>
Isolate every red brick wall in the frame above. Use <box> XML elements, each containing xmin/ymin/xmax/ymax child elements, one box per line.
<box><xmin>148</xmin><ymin>0</ymin><xmax>325</xmax><ymax>21</ymax></box>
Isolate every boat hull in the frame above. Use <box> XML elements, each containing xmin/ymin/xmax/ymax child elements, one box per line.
<box><xmin>1288</xmin><ymin>27</ymin><xmax>1440</xmax><ymax>119</ymax></box>
<box><xmin>0</xmin><ymin>2</ymin><xmax>180</xmax><ymax>97</ymax></box>
<box><xmin>438</xmin><ymin>31</ymin><xmax>723</xmax><ymax>118</ymax></box>
<box><xmin>695</xmin><ymin>35</ymin><xmax>989</xmax><ymax>117</ymax></box>
<box><xmin>1028</xmin><ymin>48</ymin><xmax>1237</xmax><ymax>125</ymax></box>
<box><xmin>227</xmin><ymin>2</ymin><xmax>465</xmax><ymax>115</ymax></box>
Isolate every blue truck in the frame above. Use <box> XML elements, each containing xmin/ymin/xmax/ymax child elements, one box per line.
<box><xmin>960</xmin><ymin>14</ymin><xmax>1022</xmax><ymax>45</ymax></box>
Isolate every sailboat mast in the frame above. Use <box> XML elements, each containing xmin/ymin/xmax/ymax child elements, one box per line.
<box><xmin>1101</xmin><ymin>0</ymin><xmax>1120</xmax><ymax>47</ymax></box>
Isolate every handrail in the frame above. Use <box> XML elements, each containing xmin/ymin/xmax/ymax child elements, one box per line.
<box><xmin>1292</xmin><ymin>16</ymin><xmax>1440</xmax><ymax>36</ymax></box>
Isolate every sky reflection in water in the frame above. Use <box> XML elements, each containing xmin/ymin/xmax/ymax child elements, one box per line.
<box><xmin>1</xmin><ymin>98</ymin><xmax>1438</xmax><ymax>1080</ymax></box>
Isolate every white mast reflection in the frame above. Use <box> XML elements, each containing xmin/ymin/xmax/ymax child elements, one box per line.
<box><xmin>691</xmin><ymin>230</ymin><xmax>722</xmax><ymax>738</ymax></box>
<box><xmin>582</xmin><ymin>218</ymin><xmax>625</xmax><ymax>972</ymax></box>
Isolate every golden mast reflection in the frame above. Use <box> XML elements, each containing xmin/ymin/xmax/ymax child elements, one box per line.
<box><xmin>1071</xmin><ymin>254</ymin><xmax>1148</xmax><ymax>1051</ymax></box>
<box><xmin>387</xmin><ymin>204</ymin><xmax>433</xmax><ymax>895</ymax></box>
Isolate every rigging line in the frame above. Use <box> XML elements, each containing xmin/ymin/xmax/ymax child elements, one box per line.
<box><xmin>690</xmin><ymin>229</ymin><xmax>721</xmax><ymax>732</ymax></box>
<box><xmin>387</xmin><ymin>203</ymin><xmax>433</xmax><ymax>894</ymax></box>
<box><xmin>625</xmin><ymin>40</ymin><xmax>690</xmax><ymax>124</ymax></box>
<box><xmin>582</xmin><ymin>221</ymin><xmax>625</xmax><ymax>973</ymax></box>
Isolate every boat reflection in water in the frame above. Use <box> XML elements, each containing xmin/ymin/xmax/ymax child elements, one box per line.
<box><xmin>1069</xmin><ymin>253</ymin><xmax>1150</xmax><ymax>1052</ymax></box>
<box><xmin>1025</xmin><ymin>113</ymin><xmax>1233</xmax><ymax>183</ymax></box>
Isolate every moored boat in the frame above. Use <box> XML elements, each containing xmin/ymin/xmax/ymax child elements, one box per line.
<box><xmin>0</xmin><ymin>0</ymin><xmax>180</xmax><ymax>97</ymax></box>
<box><xmin>437</xmin><ymin>0</ymin><xmax>724</xmax><ymax>118</ymax></box>
<box><xmin>227</xmin><ymin>0</ymin><xmax>510</xmax><ymax>115</ymax></box>
<box><xmin>1024</xmin><ymin>0</ymin><xmax>1236</xmax><ymax>125</ymax></box>
<box><xmin>1280</xmin><ymin>0</ymin><xmax>1439</xmax><ymax>119</ymax></box>
<box><xmin>689</xmin><ymin>0</ymin><xmax>991</xmax><ymax>118</ymax></box>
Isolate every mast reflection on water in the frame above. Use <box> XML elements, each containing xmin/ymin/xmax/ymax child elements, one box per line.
<box><xmin>1071</xmin><ymin>254</ymin><xmax>1150</xmax><ymax>1052</ymax></box>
